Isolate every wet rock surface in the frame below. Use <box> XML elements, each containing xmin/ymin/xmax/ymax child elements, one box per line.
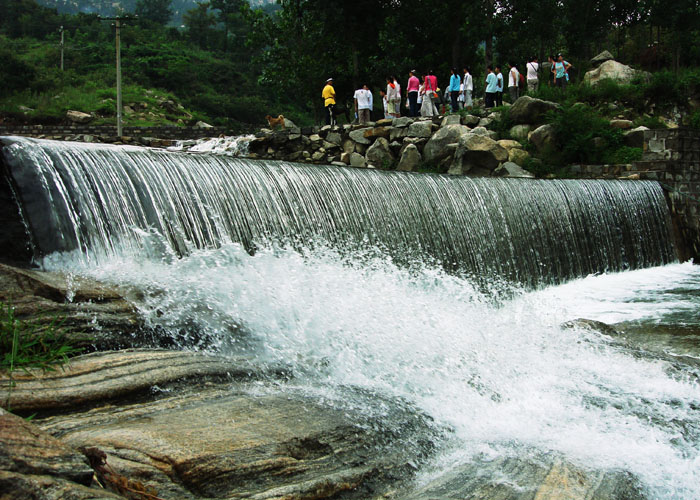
<box><xmin>401</xmin><ymin>454</ymin><xmax>647</xmax><ymax>500</ymax></box>
<box><xmin>0</xmin><ymin>263</ymin><xmax>151</xmax><ymax>352</ymax></box>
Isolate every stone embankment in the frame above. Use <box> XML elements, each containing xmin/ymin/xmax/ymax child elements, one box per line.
<box><xmin>248</xmin><ymin>113</ymin><xmax>537</xmax><ymax>178</ymax></box>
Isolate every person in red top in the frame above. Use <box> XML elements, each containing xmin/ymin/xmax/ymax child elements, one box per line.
<box><xmin>423</xmin><ymin>70</ymin><xmax>438</xmax><ymax>115</ymax></box>
<box><xmin>406</xmin><ymin>70</ymin><xmax>420</xmax><ymax>117</ymax></box>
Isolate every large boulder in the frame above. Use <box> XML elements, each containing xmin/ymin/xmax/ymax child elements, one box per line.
<box><xmin>396</xmin><ymin>144</ymin><xmax>422</xmax><ymax>172</ymax></box>
<box><xmin>406</xmin><ymin>120</ymin><xmax>433</xmax><ymax>138</ymax></box>
<box><xmin>584</xmin><ymin>60</ymin><xmax>650</xmax><ymax>86</ymax></box>
<box><xmin>365</xmin><ymin>137</ymin><xmax>395</xmax><ymax>167</ymax></box>
<box><xmin>449</xmin><ymin>133</ymin><xmax>508</xmax><ymax>176</ymax></box>
<box><xmin>509</xmin><ymin>96</ymin><xmax>560</xmax><ymax>125</ymax></box>
<box><xmin>590</xmin><ymin>50</ymin><xmax>615</xmax><ymax>67</ymax></box>
<box><xmin>66</xmin><ymin>110</ymin><xmax>92</xmax><ymax>124</ymax></box>
<box><xmin>423</xmin><ymin>124</ymin><xmax>472</xmax><ymax>163</ymax></box>
<box><xmin>529</xmin><ymin>124</ymin><xmax>558</xmax><ymax>155</ymax></box>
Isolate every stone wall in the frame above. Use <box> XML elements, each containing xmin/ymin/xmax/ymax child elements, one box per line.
<box><xmin>631</xmin><ymin>129</ymin><xmax>700</xmax><ymax>261</ymax></box>
<box><xmin>0</xmin><ymin>124</ymin><xmax>230</xmax><ymax>141</ymax></box>
<box><xmin>247</xmin><ymin>115</ymin><xmax>534</xmax><ymax>178</ymax></box>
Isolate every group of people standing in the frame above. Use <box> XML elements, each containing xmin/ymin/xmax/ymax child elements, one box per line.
<box><xmin>321</xmin><ymin>53</ymin><xmax>572</xmax><ymax>124</ymax></box>
<box><xmin>372</xmin><ymin>68</ymin><xmax>475</xmax><ymax>123</ymax></box>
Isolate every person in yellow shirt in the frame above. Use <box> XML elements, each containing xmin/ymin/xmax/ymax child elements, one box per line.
<box><xmin>322</xmin><ymin>78</ymin><xmax>336</xmax><ymax>126</ymax></box>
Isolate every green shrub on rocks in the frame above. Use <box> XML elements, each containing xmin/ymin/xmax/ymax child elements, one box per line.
<box><xmin>545</xmin><ymin>104</ymin><xmax>626</xmax><ymax>165</ymax></box>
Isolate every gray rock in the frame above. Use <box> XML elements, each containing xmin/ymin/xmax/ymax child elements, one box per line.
<box><xmin>590</xmin><ymin>50</ymin><xmax>615</xmax><ymax>67</ymax></box>
<box><xmin>509</xmin><ymin>124</ymin><xmax>532</xmax><ymax>141</ymax></box>
<box><xmin>400</xmin><ymin>454</ymin><xmax>646</xmax><ymax>500</ymax></box>
<box><xmin>194</xmin><ymin>120</ymin><xmax>213</xmax><ymax>128</ymax></box>
<box><xmin>610</xmin><ymin>119</ymin><xmax>633</xmax><ymax>130</ymax></box>
<box><xmin>470</xmin><ymin>126</ymin><xmax>490</xmax><ymax>136</ymax></box>
<box><xmin>392</xmin><ymin>117</ymin><xmax>412</xmax><ymax>128</ymax></box>
<box><xmin>390</xmin><ymin>127</ymin><xmax>408</xmax><ymax>141</ymax></box>
<box><xmin>0</xmin><ymin>471</ymin><xmax>124</xmax><ymax>499</ymax></box>
<box><xmin>309</xmin><ymin>134</ymin><xmax>322</xmax><ymax>142</ymax></box>
<box><xmin>509</xmin><ymin>96</ymin><xmax>560</xmax><ymax>125</ymax></box>
<box><xmin>623</xmin><ymin>126</ymin><xmax>649</xmax><ymax>148</ymax></box>
<box><xmin>283</xmin><ymin>117</ymin><xmax>297</xmax><ymax>129</ymax></box>
<box><xmin>342</xmin><ymin>139</ymin><xmax>355</xmax><ymax>154</ymax></box>
<box><xmin>340</xmin><ymin>152</ymin><xmax>351</xmax><ymax>164</ymax></box>
<box><xmin>18</xmin><ymin>105</ymin><xmax>35</xmax><ymax>113</ymax></box>
<box><xmin>561</xmin><ymin>318</ymin><xmax>619</xmax><ymax>336</ymax></box>
<box><xmin>406</xmin><ymin>120</ymin><xmax>433</xmax><ymax>138</ymax></box>
<box><xmin>311</xmin><ymin>150</ymin><xmax>326</xmax><ymax>161</ymax></box>
<box><xmin>441</xmin><ymin>115</ymin><xmax>462</xmax><ymax>127</ymax></box>
<box><xmin>423</xmin><ymin>124</ymin><xmax>471</xmax><ymax>163</ymax></box>
<box><xmin>349</xmin><ymin>152</ymin><xmax>366</xmax><ymax>167</ymax></box>
<box><xmin>449</xmin><ymin>133</ymin><xmax>508</xmax><ymax>176</ymax></box>
<box><xmin>461</xmin><ymin>114</ymin><xmax>480</xmax><ymax>127</ymax></box>
<box><xmin>509</xmin><ymin>147</ymin><xmax>531</xmax><ymax>166</ymax></box>
<box><xmin>584</xmin><ymin>60</ymin><xmax>650</xmax><ymax>86</ymax></box>
<box><xmin>0</xmin><ymin>408</ymin><xmax>93</xmax><ymax>484</ymax></box>
<box><xmin>529</xmin><ymin>124</ymin><xmax>558</xmax><ymax>154</ymax></box>
<box><xmin>396</xmin><ymin>144</ymin><xmax>422</xmax><ymax>172</ymax></box>
<box><xmin>66</xmin><ymin>110</ymin><xmax>93</xmax><ymax>124</ymax></box>
<box><xmin>326</xmin><ymin>132</ymin><xmax>342</xmax><ymax>145</ymax></box>
<box><xmin>497</xmin><ymin>139</ymin><xmax>522</xmax><ymax>151</ymax></box>
<box><xmin>365</xmin><ymin>137</ymin><xmax>395</xmax><ymax>168</ymax></box>
<box><xmin>494</xmin><ymin>161</ymin><xmax>535</xmax><ymax>178</ymax></box>
<box><xmin>477</xmin><ymin>117</ymin><xmax>493</xmax><ymax>128</ymax></box>
<box><xmin>348</xmin><ymin>128</ymin><xmax>372</xmax><ymax>145</ymax></box>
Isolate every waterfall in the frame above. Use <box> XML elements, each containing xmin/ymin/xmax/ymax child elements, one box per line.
<box><xmin>1</xmin><ymin>136</ymin><xmax>675</xmax><ymax>284</ymax></box>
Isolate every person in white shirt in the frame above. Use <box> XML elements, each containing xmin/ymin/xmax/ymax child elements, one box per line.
<box><xmin>353</xmin><ymin>84</ymin><xmax>373</xmax><ymax>124</ymax></box>
<box><xmin>462</xmin><ymin>67</ymin><xmax>473</xmax><ymax>109</ymax></box>
<box><xmin>526</xmin><ymin>57</ymin><xmax>539</xmax><ymax>93</ymax></box>
<box><xmin>508</xmin><ymin>62</ymin><xmax>520</xmax><ymax>101</ymax></box>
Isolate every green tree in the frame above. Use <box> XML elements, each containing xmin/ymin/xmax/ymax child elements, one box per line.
<box><xmin>135</xmin><ymin>0</ymin><xmax>174</xmax><ymax>26</ymax></box>
<box><xmin>183</xmin><ymin>2</ymin><xmax>216</xmax><ymax>49</ymax></box>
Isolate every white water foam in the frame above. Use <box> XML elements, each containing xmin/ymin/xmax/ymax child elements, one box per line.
<box><xmin>43</xmin><ymin>245</ymin><xmax>700</xmax><ymax>498</ymax></box>
<box><xmin>167</xmin><ymin>135</ymin><xmax>255</xmax><ymax>155</ymax></box>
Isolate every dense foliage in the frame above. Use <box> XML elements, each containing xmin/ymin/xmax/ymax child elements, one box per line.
<box><xmin>0</xmin><ymin>0</ymin><xmax>699</xmax><ymax>127</ymax></box>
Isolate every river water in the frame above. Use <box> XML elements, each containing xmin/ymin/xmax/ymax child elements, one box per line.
<box><xmin>3</xmin><ymin>137</ymin><xmax>698</xmax><ymax>498</ymax></box>
<box><xmin>43</xmin><ymin>244</ymin><xmax>700</xmax><ymax>499</ymax></box>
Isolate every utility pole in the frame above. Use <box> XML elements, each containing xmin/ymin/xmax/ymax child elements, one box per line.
<box><xmin>99</xmin><ymin>15</ymin><xmax>134</xmax><ymax>137</ymax></box>
<box><xmin>59</xmin><ymin>26</ymin><xmax>64</xmax><ymax>71</ymax></box>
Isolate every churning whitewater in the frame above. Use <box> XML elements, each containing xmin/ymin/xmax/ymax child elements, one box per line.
<box><xmin>44</xmin><ymin>244</ymin><xmax>700</xmax><ymax>499</ymax></box>
<box><xmin>3</xmin><ymin>137</ymin><xmax>698</xmax><ymax>498</ymax></box>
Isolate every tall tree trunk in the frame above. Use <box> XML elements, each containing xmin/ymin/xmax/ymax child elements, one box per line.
<box><xmin>450</xmin><ymin>16</ymin><xmax>461</xmax><ymax>69</ymax></box>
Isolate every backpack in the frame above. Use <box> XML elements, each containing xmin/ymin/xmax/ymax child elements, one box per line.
<box><xmin>519</xmin><ymin>72</ymin><xmax>525</xmax><ymax>87</ymax></box>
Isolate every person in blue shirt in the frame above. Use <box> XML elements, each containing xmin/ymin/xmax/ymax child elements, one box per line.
<box><xmin>495</xmin><ymin>65</ymin><xmax>504</xmax><ymax>106</ymax></box>
<box><xmin>484</xmin><ymin>66</ymin><xmax>498</xmax><ymax>108</ymax></box>
<box><xmin>448</xmin><ymin>68</ymin><xmax>461</xmax><ymax>113</ymax></box>
<box><xmin>553</xmin><ymin>54</ymin><xmax>572</xmax><ymax>89</ymax></box>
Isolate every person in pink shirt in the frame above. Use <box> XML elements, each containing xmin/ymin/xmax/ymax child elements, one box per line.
<box><xmin>406</xmin><ymin>70</ymin><xmax>420</xmax><ymax>117</ymax></box>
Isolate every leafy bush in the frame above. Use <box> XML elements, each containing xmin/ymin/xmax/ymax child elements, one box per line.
<box><xmin>634</xmin><ymin>116</ymin><xmax>667</xmax><ymax>129</ymax></box>
<box><xmin>545</xmin><ymin>104</ymin><xmax>625</xmax><ymax>165</ymax></box>
<box><xmin>689</xmin><ymin>111</ymin><xmax>700</xmax><ymax>130</ymax></box>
